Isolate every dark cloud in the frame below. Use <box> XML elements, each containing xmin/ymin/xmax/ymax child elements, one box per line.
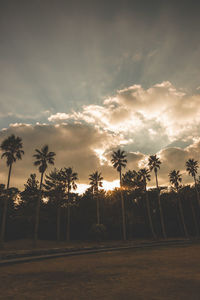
<box><xmin>166</xmin><ymin>139</ymin><xmax>194</xmax><ymax>149</ymax></box>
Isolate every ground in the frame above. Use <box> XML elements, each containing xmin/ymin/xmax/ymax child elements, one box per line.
<box><xmin>1</xmin><ymin>244</ymin><xmax>200</xmax><ymax>300</ymax></box>
<box><xmin>0</xmin><ymin>239</ymin><xmax>135</xmax><ymax>252</ymax></box>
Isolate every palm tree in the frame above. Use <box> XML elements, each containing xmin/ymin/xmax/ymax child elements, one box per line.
<box><xmin>111</xmin><ymin>149</ymin><xmax>127</xmax><ymax>240</ymax></box>
<box><xmin>111</xmin><ymin>149</ymin><xmax>127</xmax><ymax>186</ymax></box>
<box><xmin>122</xmin><ymin>170</ymin><xmax>141</xmax><ymax>190</ymax></box>
<box><xmin>89</xmin><ymin>171</ymin><xmax>103</xmax><ymax>225</ymax></box>
<box><xmin>62</xmin><ymin>167</ymin><xmax>78</xmax><ymax>241</ymax></box>
<box><xmin>44</xmin><ymin>169</ymin><xmax>66</xmax><ymax>241</ymax></box>
<box><xmin>0</xmin><ymin>134</ymin><xmax>24</xmax><ymax>246</ymax></box>
<box><xmin>33</xmin><ymin>145</ymin><xmax>55</xmax><ymax>245</ymax></box>
<box><xmin>169</xmin><ymin>170</ymin><xmax>189</xmax><ymax>238</ymax></box>
<box><xmin>148</xmin><ymin>154</ymin><xmax>167</xmax><ymax>238</ymax></box>
<box><xmin>138</xmin><ymin>168</ymin><xmax>156</xmax><ymax>239</ymax></box>
<box><xmin>186</xmin><ymin>159</ymin><xmax>200</xmax><ymax>207</ymax></box>
<box><xmin>181</xmin><ymin>185</ymin><xmax>199</xmax><ymax>237</ymax></box>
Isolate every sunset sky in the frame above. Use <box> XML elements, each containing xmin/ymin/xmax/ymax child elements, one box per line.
<box><xmin>0</xmin><ymin>0</ymin><xmax>200</xmax><ymax>191</ymax></box>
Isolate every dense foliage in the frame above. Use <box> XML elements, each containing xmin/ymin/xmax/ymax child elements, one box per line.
<box><xmin>1</xmin><ymin>134</ymin><xmax>200</xmax><ymax>243</ymax></box>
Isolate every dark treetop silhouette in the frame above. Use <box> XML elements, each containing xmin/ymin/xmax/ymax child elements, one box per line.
<box><xmin>61</xmin><ymin>167</ymin><xmax>78</xmax><ymax>241</ymax></box>
<box><xmin>1</xmin><ymin>133</ymin><xmax>200</xmax><ymax>243</ymax></box>
<box><xmin>89</xmin><ymin>171</ymin><xmax>103</xmax><ymax>225</ymax></box>
<box><xmin>148</xmin><ymin>154</ymin><xmax>167</xmax><ymax>239</ymax></box>
<box><xmin>186</xmin><ymin>158</ymin><xmax>200</xmax><ymax>207</ymax></box>
<box><xmin>33</xmin><ymin>145</ymin><xmax>56</xmax><ymax>245</ymax></box>
<box><xmin>169</xmin><ymin>169</ymin><xmax>189</xmax><ymax>238</ymax></box>
<box><xmin>111</xmin><ymin>149</ymin><xmax>127</xmax><ymax>240</ymax></box>
<box><xmin>0</xmin><ymin>134</ymin><xmax>24</xmax><ymax>246</ymax></box>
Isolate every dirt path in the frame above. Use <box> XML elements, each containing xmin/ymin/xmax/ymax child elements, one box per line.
<box><xmin>1</xmin><ymin>245</ymin><xmax>200</xmax><ymax>300</ymax></box>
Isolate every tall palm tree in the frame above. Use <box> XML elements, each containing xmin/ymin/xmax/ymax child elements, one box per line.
<box><xmin>44</xmin><ymin>169</ymin><xmax>66</xmax><ymax>241</ymax></box>
<box><xmin>186</xmin><ymin>158</ymin><xmax>200</xmax><ymax>207</ymax></box>
<box><xmin>62</xmin><ymin>167</ymin><xmax>78</xmax><ymax>241</ymax></box>
<box><xmin>33</xmin><ymin>145</ymin><xmax>55</xmax><ymax>244</ymax></box>
<box><xmin>138</xmin><ymin>168</ymin><xmax>156</xmax><ymax>239</ymax></box>
<box><xmin>182</xmin><ymin>185</ymin><xmax>199</xmax><ymax>237</ymax></box>
<box><xmin>0</xmin><ymin>134</ymin><xmax>24</xmax><ymax>246</ymax></box>
<box><xmin>89</xmin><ymin>171</ymin><xmax>103</xmax><ymax>225</ymax></box>
<box><xmin>148</xmin><ymin>154</ymin><xmax>167</xmax><ymax>239</ymax></box>
<box><xmin>111</xmin><ymin>149</ymin><xmax>127</xmax><ymax>240</ymax></box>
<box><xmin>111</xmin><ymin>149</ymin><xmax>127</xmax><ymax>186</ymax></box>
<box><xmin>169</xmin><ymin>170</ymin><xmax>189</xmax><ymax>238</ymax></box>
<box><xmin>122</xmin><ymin>170</ymin><xmax>141</xmax><ymax>190</ymax></box>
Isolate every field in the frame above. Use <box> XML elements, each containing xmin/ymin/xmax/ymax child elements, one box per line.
<box><xmin>1</xmin><ymin>244</ymin><xmax>200</xmax><ymax>300</ymax></box>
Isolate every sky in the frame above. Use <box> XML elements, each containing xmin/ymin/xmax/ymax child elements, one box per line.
<box><xmin>0</xmin><ymin>0</ymin><xmax>200</xmax><ymax>191</ymax></box>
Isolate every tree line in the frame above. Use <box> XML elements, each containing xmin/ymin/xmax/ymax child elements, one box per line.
<box><xmin>0</xmin><ymin>134</ymin><xmax>200</xmax><ymax>247</ymax></box>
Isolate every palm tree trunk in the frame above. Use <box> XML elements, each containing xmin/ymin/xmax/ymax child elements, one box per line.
<box><xmin>96</xmin><ymin>193</ymin><xmax>100</xmax><ymax>225</ymax></box>
<box><xmin>39</xmin><ymin>172</ymin><xmax>43</xmax><ymax>190</ymax></box>
<box><xmin>57</xmin><ymin>205</ymin><xmax>61</xmax><ymax>241</ymax></box>
<box><xmin>177</xmin><ymin>194</ymin><xmax>189</xmax><ymax>238</ymax></box>
<box><xmin>194</xmin><ymin>178</ymin><xmax>200</xmax><ymax>208</ymax></box>
<box><xmin>190</xmin><ymin>197</ymin><xmax>199</xmax><ymax>237</ymax></box>
<box><xmin>155</xmin><ymin>170</ymin><xmax>167</xmax><ymax>239</ymax></box>
<box><xmin>145</xmin><ymin>188</ymin><xmax>157</xmax><ymax>239</ymax></box>
<box><xmin>66</xmin><ymin>187</ymin><xmax>70</xmax><ymax>242</ymax></box>
<box><xmin>120</xmin><ymin>190</ymin><xmax>126</xmax><ymax>241</ymax></box>
<box><xmin>120</xmin><ymin>169</ymin><xmax>126</xmax><ymax>241</ymax></box>
<box><xmin>0</xmin><ymin>164</ymin><xmax>12</xmax><ymax>247</ymax></box>
<box><xmin>66</xmin><ymin>206</ymin><xmax>70</xmax><ymax>241</ymax></box>
<box><xmin>34</xmin><ymin>171</ymin><xmax>43</xmax><ymax>246</ymax></box>
<box><xmin>7</xmin><ymin>164</ymin><xmax>12</xmax><ymax>189</ymax></box>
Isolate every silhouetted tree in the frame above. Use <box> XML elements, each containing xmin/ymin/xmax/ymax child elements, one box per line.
<box><xmin>138</xmin><ymin>168</ymin><xmax>156</xmax><ymax>239</ymax></box>
<box><xmin>0</xmin><ymin>134</ymin><xmax>24</xmax><ymax>246</ymax></box>
<box><xmin>44</xmin><ymin>169</ymin><xmax>66</xmax><ymax>241</ymax></box>
<box><xmin>122</xmin><ymin>170</ymin><xmax>141</xmax><ymax>190</ymax></box>
<box><xmin>148</xmin><ymin>154</ymin><xmax>167</xmax><ymax>238</ymax></box>
<box><xmin>111</xmin><ymin>149</ymin><xmax>127</xmax><ymax>240</ymax></box>
<box><xmin>89</xmin><ymin>171</ymin><xmax>103</xmax><ymax>225</ymax></box>
<box><xmin>180</xmin><ymin>185</ymin><xmax>199</xmax><ymax>236</ymax></box>
<box><xmin>169</xmin><ymin>170</ymin><xmax>189</xmax><ymax>238</ymax></box>
<box><xmin>62</xmin><ymin>167</ymin><xmax>78</xmax><ymax>241</ymax></box>
<box><xmin>19</xmin><ymin>174</ymin><xmax>40</xmax><ymax>238</ymax></box>
<box><xmin>186</xmin><ymin>158</ymin><xmax>200</xmax><ymax>208</ymax></box>
<box><xmin>33</xmin><ymin>145</ymin><xmax>55</xmax><ymax>245</ymax></box>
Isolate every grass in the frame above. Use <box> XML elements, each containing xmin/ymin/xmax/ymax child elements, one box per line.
<box><xmin>0</xmin><ymin>239</ymin><xmax>137</xmax><ymax>255</ymax></box>
<box><xmin>0</xmin><ymin>239</ymin><xmax>106</xmax><ymax>251</ymax></box>
<box><xmin>1</xmin><ymin>244</ymin><xmax>200</xmax><ymax>299</ymax></box>
<box><xmin>0</xmin><ymin>238</ymin><xmax>165</xmax><ymax>256</ymax></box>
<box><xmin>0</xmin><ymin>237</ymin><xmax>187</xmax><ymax>252</ymax></box>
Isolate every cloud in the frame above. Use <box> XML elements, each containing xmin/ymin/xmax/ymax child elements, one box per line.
<box><xmin>48</xmin><ymin>113</ymin><xmax>71</xmax><ymax>122</ymax></box>
<box><xmin>1</xmin><ymin>81</ymin><xmax>200</xmax><ymax>191</ymax></box>
<box><xmin>0</xmin><ymin>123</ymin><xmax>120</xmax><ymax>189</ymax></box>
<box><xmin>48</xmin><ymin>81</ymin><xmax>200</xmax><ymax>154</ymax></box>
<box><xmin>0</xmin><ymin>123</ymin><xmax>200</xmax><ymax>191</ymax></box>
<box><xmin>150</xmin><ymin>140</ymin><xmax>200</xmax><ymax>187</ymax></box>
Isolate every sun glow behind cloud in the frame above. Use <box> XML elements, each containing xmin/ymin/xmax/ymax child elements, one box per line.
<box><xmin>102</xmin><ymin>180</ymin><xmax>120</xmax><ymax>191</ymax></box>
<box><xmin>75</xmin><ymin>184</ymin><xmax>90</xmax><ymax>194</ymax></box>
<box><xmin>47</xmin><ymin>80</ymin><xmax>200</xmax><ymax>188</ymax></box>
<box><xmin>1</xmin><ymin>81</ymin><xmax>200</xmax><ymax>190</ymax></box>
<box><xmin>48</xmin><ymin>81</ymin><xmax>200</xmax><ymax>142</ymax></box>
<box><xmin>75</xmin><ymin>180</ymin><xmax>120</xmax><ymax>194</ymax></box>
